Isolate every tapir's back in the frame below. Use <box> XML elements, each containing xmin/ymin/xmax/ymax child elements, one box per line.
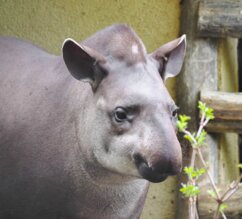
<box><xmin>0</xmin><ymin>36</ymin><xmax>61</xmax><ymax>91</ymax></box>
<box><xmin>0</xmin><ymin>37</ymin><xmax>71</xmax><ymax>132</ymax></box>
<box><xmin>0</xmin><ymin>36</ymin><xmax>55</xmax><ymax>72</ymax></box>
<box><xmin>0</xmin><ymin>37</ymin><xmax>57</xmax><ymax>103</ymax></box>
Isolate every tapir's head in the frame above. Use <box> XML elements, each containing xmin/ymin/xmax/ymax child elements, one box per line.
<box><xmin>62</xmin><ymin>25</ymin><xmax>185</xmax><ymax>183</ymax></box>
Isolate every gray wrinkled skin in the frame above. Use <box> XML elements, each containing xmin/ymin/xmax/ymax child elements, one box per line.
<box><xmin>0</xmin><ymin>24</ymin><xmax>185</xmax><ymax>219</ymax></box>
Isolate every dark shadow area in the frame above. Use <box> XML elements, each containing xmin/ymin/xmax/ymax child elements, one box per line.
<box><xmin>238</xmin><ymin>39</ymin><xmax>242</xmax><ymax>177</ymax></box>
<box><xmin>239</xmin><ymin>39</ymin><xmax>242</xmax><ymax>91</ymax></box>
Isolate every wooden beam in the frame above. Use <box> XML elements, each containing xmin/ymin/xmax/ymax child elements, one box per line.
<box><xmin>198</xmin><ymin>184</ymin><xmax>242</xmax><ymax>218</ymax></box>
<box><xmin>205</xmin><ymin>121</ymin><xmax>242</xmax><ymax>134</ymax></box>
<box><xmin>200</xmin><ymin>91</ymin><xmax>242</xmax><ymax>115</ymax></box>
<box><xmin>197</xmin><ymin>0</ymin><xmax>242</xmax><ymax>38</ymax></box>
<box><xmin>201</xmin><ymin>91</ymin><xmax>242</xmax><ymax>133</ymax></box>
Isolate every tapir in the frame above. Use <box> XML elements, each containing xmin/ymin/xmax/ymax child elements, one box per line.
<box><xmin>0</xmin><ymin>24</ymin><xmax>185</xmax><ymax>219</ymax></box>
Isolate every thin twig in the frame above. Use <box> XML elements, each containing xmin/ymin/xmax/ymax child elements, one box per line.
<box><xmin>183</xmin><ymin>129</ymin><xmax>197</xmax><ymax>145</ymax></box>
<box><xmin>195</xmin><ymin>203</ymin><xmax>199</xmax><ymax>219</ymax></box>
<box><xmin>213</xmin><ymin>204</ymin><xmax>221</xmax><ymax>219</ymax></box>
<box><xmin>220</xmin><ymin>175</ymin><xmax>242</xmax><ymax>202</ymax></box>
<box><xmin>197</xmin><ymin>148</ymin><xmax>220</xmax><ymax>199</ymax></box>
<box><xmin>189</xmin><ymin>196</ymin><xmax>196</xmax><ymax>219</ymax></box>
<box><xmin>196</xmin><ymin>112</ymin><xmax>205</xmax><ymax>138</ymax></box>
<box><xmin>190</xmin><ymin>149</ymin><xmax>197</xmax><ymax>168</ymax></box>
<box><xmin>221</xmin><ymin>212</ymin><xmax>227</xmax><ymax>219</ymax></box>
<box><xmin>222</xmin><ymin>183</ymin><xmax>240</xmax><ymax>202</ymax></box>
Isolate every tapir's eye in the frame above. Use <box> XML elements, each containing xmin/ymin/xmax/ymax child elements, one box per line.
<box><xmin>114</xmin><ymin>107</ymin><xmax>128</xmax><ymax>122</ymax></box>
<box><xmin>172</xmin><ymin>108</ymin><xmax>179</xmax><ymax>118</ymax></box>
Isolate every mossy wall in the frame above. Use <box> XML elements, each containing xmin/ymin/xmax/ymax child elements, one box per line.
<box><xmin>0</xmin><ymin>1</ymin><xmax>181</xmax><ymax>218</ymax></box>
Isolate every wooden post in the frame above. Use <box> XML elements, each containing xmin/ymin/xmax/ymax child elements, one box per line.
<box><xmin>197</xmin><ymin>0</ymin><xmax>242</xmax><ymax>38</ymax></box>
<box><xmin>201</xmin><ymin>91</ymin><xmax>242</xmax><ymax>133</ymax></box>
<box><xmin>177</xmin><ymin>0</ymin><xmax>219</xmax><ymax>218</ymax></box>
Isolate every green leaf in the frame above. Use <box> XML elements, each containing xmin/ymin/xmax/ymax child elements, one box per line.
<box><xmin>177</xmin><ymin>115</ymin><xmax>191</xmax><ymax>132</ymax></box>
<box><xmin>219</xmin><ymin>203</ymin><xmax>228</xmax><ymax>213</ymax></box>
<box><xmin>207</xmin><ymin>189</ymin><xmax>217</xmax><ymax>199</ymax></box>
<box><xmin>205</xmin><ymin>108</ymin><xmax>215</xmax><ymax>120</ymax></box>
<box><xmin>177</xmin><ymin>121</ymin><xmax>186</xmax><ymax>132</ymax></box>
<box><xmin>180</xmin><ymin>183</ymin><xmax>200</xmax><ymax>197</ymax></box>
<box><xmin>238</xmin><ymin>164</ymin><xmax>242</xmax><ymax>169</ymax></box>
<box><xmin>198</xmin><ymin>101</ymin><xmax>207</xmax><ymax>112</ymax></box>
<box><xmin>196</xmin><ymin>129</ymin><xmax>207</xmax><ymax>145</ymax></box>
<box><xmin>179</xmin><ymin>114</ymin><xmax>191</xmax><ymax>123</ymax></box>
<box><xmin>183</xmin><ymin>166</ymin><xmax>205</xmax><ymax>180</ymax></box>
<box><xmin>198</xmin><ymin>101</ymin><xmax>215</xmax><ymax>121</ymax></box>
<box><xmin>184</xmin><ymin>134</ymin><xmax>194</xmax><ymax>143</ymax></box>
<box><xmin>183</xmin><ymin>166</ymin><xmax>194</xmax><ymax>178</ymax></box>
<box><xmin>196</xmin><ymin>167</ymin><xmax>206</xmax><ymax>177</ymax></box>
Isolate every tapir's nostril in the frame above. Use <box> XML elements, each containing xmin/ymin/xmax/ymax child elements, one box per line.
<box><xmin>133</xmin><ymin>153</ymin><xmax>148</xmax><ymax>166</ymax></box>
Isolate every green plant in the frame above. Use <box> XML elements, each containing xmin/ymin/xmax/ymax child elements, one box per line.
<box><xmin>178</xmin><ymin>101</ymin><xmax>242</xmax><ymax>219</ymax></box>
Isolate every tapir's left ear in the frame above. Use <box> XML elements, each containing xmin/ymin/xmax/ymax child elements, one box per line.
<box><xmin>62</xmin><ymin>38</ymin><xmax>107</xmax><ymax>90</ymax></box>
<box><xmin>150</xmin><ymin>35</ymin><xmax>186</xmax><ymax>80</ymax></box>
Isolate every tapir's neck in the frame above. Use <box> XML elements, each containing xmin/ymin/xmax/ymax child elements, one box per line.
<box><xmin>81</xmin><ymin>156</ymin><xmax>144</xmax><ymax>186</ymax></box>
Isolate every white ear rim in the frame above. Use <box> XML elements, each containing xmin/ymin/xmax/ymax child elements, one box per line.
<box><xmin>62</xmin><ymin>38</ymin><xmax>85</xmax><ymax>52</ymax></box>
<box><xmin>164</xmin><ymin>34</ymin><xmax>186</xmax><ymax>80</ymax></box>
<box><xmin>164</xmin><ymin>73</ymin><xmax>175</xmax><ymax>80</ymax></box>
<box><xmin>178</xmin><ymin>34</ymin><xmax>186</xmax><ymax>46</ymax></box>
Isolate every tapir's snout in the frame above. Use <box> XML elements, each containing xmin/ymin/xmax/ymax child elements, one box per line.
<box><xmin>132</xmin><ymin>135</ymin><xmax>182</xmax><ymax>183</ymax></box>
<box><xmin>133</xmin><ymin>152</ymin><xmax>181</xmax><ymax>183</ymax></box>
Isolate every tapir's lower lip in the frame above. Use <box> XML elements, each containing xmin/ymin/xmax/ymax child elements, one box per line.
<box><xmin>135</xmin><ymin>160</ymin><xmax>168</xmax><ymax>183</ymax></box>
<box><xmin>138</xmin><ymin>165</ymin><xmax>168</xmax><ymax>183</ymax></box>
<box><xmin>143</xmin><ymin>173</ymin><xmax>168</xmax><ymax>183</ymax></box>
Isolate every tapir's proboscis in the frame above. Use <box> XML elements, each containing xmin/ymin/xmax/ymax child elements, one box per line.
<box><xmin>0</xmin><ymin>24</ymin><xmax>186</xmax><ymax>219</ymax></box>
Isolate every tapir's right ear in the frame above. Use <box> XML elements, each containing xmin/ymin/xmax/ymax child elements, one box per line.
<box><xmin>151</xmin><ymin>35</ymin><xmax>186</xmax><ymax>80</ymax></box>
<box><xmin>62</xmin><ymin>38</ymin><xmax>107</xmax><ymax>90</ymax></box>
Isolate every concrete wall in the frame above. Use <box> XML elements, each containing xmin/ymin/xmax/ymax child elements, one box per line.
<box><xmin>0</xmin><ymin>1</ymin><xmax>181</xmax><ymax>218</ymax></box>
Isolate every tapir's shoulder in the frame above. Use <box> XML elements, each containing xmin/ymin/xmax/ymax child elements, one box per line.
<box><xmin>0</xmin><ymin>36</ymin><xmax>26</xmax><ymax>43</ymax></box>
<box><xmin>0</xmin><ymin>36</ymin><xmax>32</xmax><ymax>47</ymax></box>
